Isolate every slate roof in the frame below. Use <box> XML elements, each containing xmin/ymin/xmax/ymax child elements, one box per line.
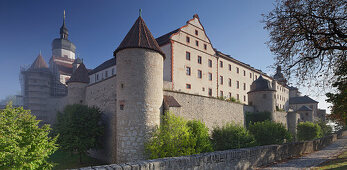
<box><xmin>249</xmin><ymin>75</ymin><xmax>275</xmax><ymax>93</ymax></box>
<box><xmin>155</xmin><ymin>28</ymin><xmax>179</xmax><ymax>46</ymax></box>
<box><xmin>89</xmin><ymin>58</ymin><xmax>116</xmax><ymax>75</ymax></box>
<box><xmin>163</xmin><ymin>95</ymin><xmax>181</xmax><ymax>107</ymax></box>
<box><xmin>114</xmin><ymin>16</ymin><xmax>165</xmax><ymax>58</ymax></box>
<box><xmin>67</xmin><ymin>63</ymin><xmax>90</xmax><ymax>84</ymax></box>
<box><xmin>30</xmin><ymin>54</ymin><xmax>49</xmax><ymax>70</ymax></box>
<box><xmin>297</xmin><ymin>105</ymin><xmax>313</xmax><ymax>111</ymax></box>
<box><xmin>289</xmin><ymin>96</ymin><xmax>318</xmax><ymax>104</ymax></box>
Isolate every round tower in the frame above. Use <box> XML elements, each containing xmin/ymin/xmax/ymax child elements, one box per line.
<box><xmin>114</xmin><ymin>16</ymin><xmax>165</xmax><ymax>163</ymax></box>
<box><xmin>248</xmin><ymin>75</ymin><xmax>276</xmax><ymax>113</ymax></box>
<box><xmin>66</xmin><ymin>63</ymin><xmax>89</xmax><ymax>105</ymax></box>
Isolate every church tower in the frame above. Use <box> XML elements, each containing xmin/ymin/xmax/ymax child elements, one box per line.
<box><xmin>114</xmin><ymin>15</ymin><xmax>165</xmax><ymax>163</ymax></box>
<box><xmin>51</xmin><ymin>10</ymin><xmax>76</xmax><ymax>60</ymax></box>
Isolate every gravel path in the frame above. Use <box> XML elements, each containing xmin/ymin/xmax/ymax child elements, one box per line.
<box><xmin>260</xmin><ymin>135</ymin><xmax>347</xmax><ymax>170</ymax></box>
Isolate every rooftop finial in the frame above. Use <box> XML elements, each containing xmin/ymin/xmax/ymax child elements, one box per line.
<box><xmin>63</xmin><ymin>10</ymin><xmax>66</xmax><ymax>24</ymax></box>
<box><xmin>139</xmin><ymin>9</ymin><xmax>142</xmax><ymax>17</ymax></box>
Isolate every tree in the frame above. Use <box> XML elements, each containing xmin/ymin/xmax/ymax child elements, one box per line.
<box><xmin>145</xmin><ymin>112</ymin><xmax>197</xmax><ymax>159</ymax></box>
<box><xmin>186</xmin><ymin>120</ymin><xmax>213</xmax><ymax>153</ymax></box>
<box><xmin>263</xmin><ymin>0</ymin><xmax>346</xmax><ymax>87</ymax></box>
<box><xmin>54</xmin><ymin>104</ymin><xmax>104</xmax><ymax>163</ymax></box>
<box><xmin>0</xmin><ymin>104</ymin><xmax>58</xmax><ymax>169</ymax></box>
<box><xmin>248</xmin><ymin>120</ymin><xmax>292</xmax><ymax>145</ymax></box>
<box><xmin>297</xmin><ymin>122</ymin><xmax>322</xmax><ymax>141</ymax></box>
<box><xmin>326</xmin><ymin>60</ymin><xmax>347</xmax><ymax>125</ymax></box>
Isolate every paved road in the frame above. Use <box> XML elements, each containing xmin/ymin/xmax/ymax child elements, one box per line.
<box><xmin>260</xmin><ymin>135</ymin><xmax>347</xmax><ymax>170</ymax></box>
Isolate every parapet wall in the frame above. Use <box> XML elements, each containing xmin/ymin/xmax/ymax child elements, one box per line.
<box><xmin>163</xmin><ymin>90</ymin><xmax>245</xmax><ymax>130</ymax></box>
<box><xmin>81</xmin><ymin>132</ymin><xmax>344</xmax><ymax>170</ymax></box>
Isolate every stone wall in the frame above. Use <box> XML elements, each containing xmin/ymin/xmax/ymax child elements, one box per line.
<box><xmin>85</xmin><ymin>75</ymin><xmax>117</xmax><ymax>163</ymax></box>
<box><xmin>80</xmin><ymin>132</ymin><xmax>345</xmax><ymax>170</ymax></box>
<box><xmin>272</xmin><ymin>111</ymin><xmax>287</xmax><ymax>127</ymax></box>
<box><xmin>163</xmin><ymin>90</ymin><xmax>245</xmax><ymax>130</ymax></box>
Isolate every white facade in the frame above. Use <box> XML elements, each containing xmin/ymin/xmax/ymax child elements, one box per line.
<box><xmin>89</xmin><ymin>65</ymin><xmax>116</xmax><ymax>84</ymax></box>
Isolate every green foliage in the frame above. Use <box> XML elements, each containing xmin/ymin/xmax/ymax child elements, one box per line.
<box><xmin>245</xmin><ymin>112</ymin><xmax>272</xmax><ymax>127</ymax></box>
<box><xmin>248</xmin><ymin>120</ymin><xmax>292</xmax><ymax>145</ymax></box>
<box><xmin>316</xmin><ymin>121</ymin><xmax>332</xmax><ymax>136</ymax></box>
<box><xmin>297</xmin><ymin>122</ymin><xmax>322</xmax><ymax>141</ymax></box>
<box><xmin>54</xmin><ymin>104</ymin><xmax>104</xmax><ymax>162</ymax></box>
<box><xmin>326</xmin><ymin>60</ymin><xmax>347</xmax><ymax>125</ymax></box>
<box><xmin>211</xmin><ymin>123</ymin><xmax>256</xmax><ymax>151</ymax></box>
<box><xmin>187</xmin><ymin>120</ymin><xmax>213</xmax><ymax>153</ymax></box>
<box><xmin>146</xmin><ymin>112</ymin><xmax>196</xmax><ymax>159</ymax></box>
<box><xmin>0</xmin><ymin>104</ymin><xmax>58</xmax><ymax>169</ymax></box>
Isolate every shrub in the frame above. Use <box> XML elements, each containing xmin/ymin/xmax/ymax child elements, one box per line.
<box><xmin>145</xmin><ymin>112</ymin><xmax>196</xmax><ymax>159</ymax></box>
<box><xmin>54</xmin><ymin>104</ymin><xmax>104</xmax><ymax>163</ymax></box>
<box><xmin>211</xmin><ymin>123</ymin><xmax>256</xmax><ymax>151</ymax></box>
<box><xmin>316</xmin><ymin>121</ymin><xmax>332</xmax><ymax>136</ymax></box>
<box><xmin>245</xmin><ymin>112</ymin><xmax>272</xmax><ymax>127</ymax></box>
<box><xmin>0</xmin><ymin>104</ymin><xmax>58</xmax><ymax>169</ymax></box>
<box><xmin>187</xmin><ymin>120</ymin><xmax>213</xmax><ymax>153</ymax></box>
<box><xmin>248</xmin><ymin>120</ymin><xmax>292</xmax><ymax>145</ymax></box>
<box><xmin>297</xmin><ymin>122</ymin><xmax>322</xmax><ymax>141</ymax></box>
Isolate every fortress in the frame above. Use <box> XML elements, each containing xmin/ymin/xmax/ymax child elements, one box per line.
<box><xmin>20</xmin><ymin>13</ymin><xmax>326</xmax><ymax>163</ymax></box>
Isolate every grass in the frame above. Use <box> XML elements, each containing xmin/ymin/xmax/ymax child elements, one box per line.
<box><xmin>48</xmin><ymin>150</ymin><xmax>105</xmax><ymax>170</ymax></box>
<box><xmin>314</xmin><ymin>150</ymin><xmax>347</xmax><ymax>170</ymax></box>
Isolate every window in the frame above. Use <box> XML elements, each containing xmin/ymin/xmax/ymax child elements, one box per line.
<box><xmin>204</xmin><ymin>44</ymin><xmax>207</xmax><ymax>50</ymax></box>
<box><xmin>186</xmin><ymin>84</ymin><xmax>191</xmax><ymax>89</ymax></box>
<box><xmin>208</xmin><ymin>59</ymin><xmax>212</xmax><ymax>67</ymax></box>
<box><xmin>255</xmin><ymin>75</ymin><xmax>258</xmax><ymax>79</ymax></box>
<box><xmin>195</xmin><ymin>40</ymin><xmax>199</xmax><ymax>47</ymax></box>
<box><xmin>220</xmin><ymin>61</ymin><xmax>223</xmax><ymax>68</ymax></box>
<box><xmin>243</xmin><ymin>70</ymin><xmax>246</xmax><ymax>76</ymax></box>
<box><xmin>198</xmin><ymin>70</ymin><xmax>202</xmax><ymax>79</ymax></box>
<box><xmin>229</xmin><ymin>92</ymin><xmax>232</xmax><ymax>99</ymax></box>
<box><xmin>228</xmin><ymin>78</ymin><xmax>232</xmax><ymax>87</ymax></box>
<box><xmin>236</xmin><ymin>81</ymin><xmax>239</xmax><ymax>89</ymax></box>
<box><xmin>112</xmin><ymin>68</ymin><xmax>115</xmax><ymax>75</ymax></box>
<box><xmin>220</xmin><ymin>76</ymin><xmax>223</xmax><ymax>85</ymax></box>
<box><xmin>243</xmin><ymin>83</ymin><xmax>246</xmax><ymax>90</ymax></box>
<box><xmin>195</xmin><ymin>29</ymin><xmax>198</xmax><ymax>35</ymax></box>
<box><xmin>202</xmin><ymin>87</ymin><xmax>205</xmax><ymax>91</ymax></box>
<box><xmin>186</xmin><ymin>51</ymin><xmax>190</xmax><ymax>60</ymax></box>
<box><xmin>208</xmin><ymin>73</ymin><xmax>212</xmax><ymax>81</ymax></box>
<box><xmin>208</xmin><ymin>88</ymin><xmax>212</xmax><ymax>96</ymax></box>
<box><xmin>186</xmin><ymin>67</ymin><xmax>191</xmax><ymax>75</ymax></box>
<box><xmin>244</xmin><ymin>95</ymin><xmax>246</xmax><ymax>102</ymax></box>
<box><xmin>198</xmin><ymin>56</ymin><xmax>202</xmax><ymax>64</ymax></box>
<box><xmin>250</xmin><ymin>73</ymin><xmax>252</xmax><ymax>78</ymax></box>
<box><xmin>120</xmin><ymin>104</ymin><xmax>124</xmax><ymax>110</ymax></box>
<box><xmin>229</xmin><ymin>64</ymin><xmax>231</xmax><ymax>71</ymax></box>
<box><xmin>186</xmin><ymin>36</ymin><xmax>190</xmax><ymax>43</ymax></box>
<box><xmin>237</xmin><ymin>94</ymin><xmax>239</xmax><ymax>100</ymax></box>
<box><xmin>236</xmin><ymin>67</ymin><xmax>239</xmax><ymax>73</ymax></box>
<box><xmin>105</xmin><ymin>71</ymin><xmax>108</xmax><ymax>78</ymax></box>
<box><xmin>220</xmin><ymin>91</ymin><xmax>223</xmax><ymax>97</ymax></box>
<box><xmin>96</xmin><ymin>74</ymin><xmax>99</xmax><ymax>81</ymax></box>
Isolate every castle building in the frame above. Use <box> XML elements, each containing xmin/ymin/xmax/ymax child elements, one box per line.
<box><xmin>20</xmin><ymin>11</ymin><xmax>82</xmax><ymax>124</ymax></box>
<box><xmin>21</xmin><ymin>13</ymin><xmax>326</xmax><ymax>163</ymax></box>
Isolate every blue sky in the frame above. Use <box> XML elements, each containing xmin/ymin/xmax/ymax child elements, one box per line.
<box><xmin>0</xmin><ymin>0</ymin><xmax>330</xmax><ymax>111</ymax></box>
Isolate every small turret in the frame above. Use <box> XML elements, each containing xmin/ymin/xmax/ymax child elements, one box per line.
<box><xmin>248</xmin><ymin>75</ymin><xmax>276</xmax><ymax>113</ymax></box>
<box><xmin>67</xmin><ymin>63</ymin><xmax>89</xmax><ymax>104</ymax></box>
<box><xmin>72</xmin><ymin>57</ymin><xmax>83</xmax><ymax>72</ymax></box>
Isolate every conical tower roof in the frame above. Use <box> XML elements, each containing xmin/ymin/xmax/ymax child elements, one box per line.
<box><xmin>67</xmin><ymin>63</ymin><xmax>90</xmax><ymax>84</ymax></box>
<box><xmin>114</xmin><ymin>16</ymin><xmax>165</xmax><ymax>58</ymax></box>
<box><xmin>30</xmin><ymin>54</ymin><xmax>49</xmax><ymax>70</ymax></box>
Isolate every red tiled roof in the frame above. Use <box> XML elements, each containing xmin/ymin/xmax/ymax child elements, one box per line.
<box><xmin>30</xmin><ymin>54</ymin><xmax>48</xmax><ymax>70</ymax></box>
<box><xmin>114</xmin><ymin>16</ymin><xmax>165</xmax><ymax>58</ymax></box>
<box><xmin>67</xmin><ymin>63</ymin><xmax>90</xmax><ymax>84</ymax></box>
